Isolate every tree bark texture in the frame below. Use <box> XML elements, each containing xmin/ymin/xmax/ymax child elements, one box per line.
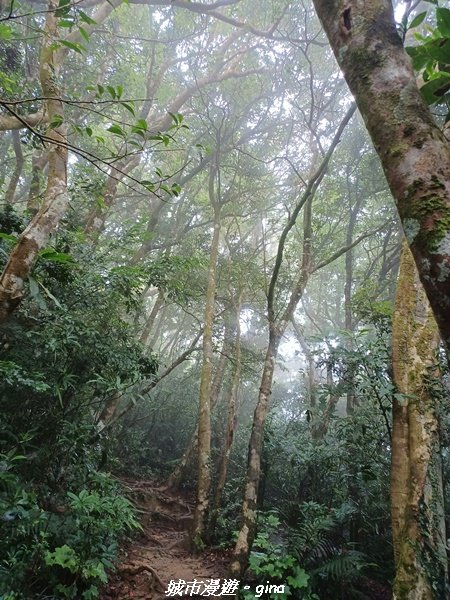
<box><xmin>312</xmin><ymin>0</ymin><xmax>450</xmax><ymax>359</ymax></box>
<box><xmin>0</xmin><ymin>0</ymin><xmax>68</xmax><ymax>324</ymax></box>
<box><xmin>391</xmin><ymin>241</ymin><xmax>447</xmax><ymax>599</ymax></box>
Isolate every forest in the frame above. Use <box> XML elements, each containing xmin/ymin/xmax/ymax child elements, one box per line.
<box><xmin>1</xmin><ymin>0</ymin><xmax>450</xmax><ymax>598</ymax></box>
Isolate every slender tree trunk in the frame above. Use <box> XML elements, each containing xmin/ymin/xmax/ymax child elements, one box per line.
<box><xmin>231</xmin><ymin>108</ymin><xmax>356</xmax><ymax>576</ymax></box>
<box><xmin>5</xmin><ymin>131</ymin><xmax>24</xmax><ymax>204</ymax></box>
<box><xmin>165</xmin><ymin>326</ymin><xmax>230</xmax><ymax>491</ymax></box>
<box><xmin>0</xmin><ymin>0</ymin><xmax>67</xmax><ymax>324</ymax></box>
<box><xmin>211</xmin><ymin>295</ymin><xmax>242</xmax><ymax>533</ymax></box>
<box><xmin>230</xmin><ymin>329</ymin><xmax>280</xmax><ymax>576</ymax></box>
<box><xmin>192</xmin><ymin>166</ymin><xmax>222</xmax><ymax>546</ymax></box>
<box><xmin>344</xmin><ymin>203</ymin><xmax>358</xmax><ymax>413</ymax></box>
<box><xmin>140</xmin><ymin>288</ymin><xmax>165</xmax><ymax>346</ymax></box>
<box><xmin>291</xmin><ymin>317</ymin><xmax>317</xmax><ymax>410</ymax></box>
<box><xmin>84</xmin><ymin>155</ymin><xmax>140</xmax><ymax>235</ymax></box>
<box><xmin>312</xmin><ymin>0</ymin><xmax>450</xmax><ymax>360</ymax></box>
<box><xmin>391</xmin><ymin>241</ymin><xmax>447</xmax><ymax>599</ymax></box>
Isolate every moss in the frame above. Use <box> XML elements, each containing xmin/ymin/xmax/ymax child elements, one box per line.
<box><xmin>402</xmin><ymin>177</ymin><xmax>450</xmax><ymax>251</ymax></box>
<box><xmin>390</xmin><ymin>141</ymin><xmax>409</xmax><ymax>158</ymax></box>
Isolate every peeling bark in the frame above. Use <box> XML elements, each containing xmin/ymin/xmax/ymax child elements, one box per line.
<box><xmin>312</xmin><ymin>0</ymin><xmax>450</xmax><ymax>360</ymax></box>
<box><xmin>391</xmin><ymin>241</ymin><xmax>447</xmax><ymax>599</ymax></box>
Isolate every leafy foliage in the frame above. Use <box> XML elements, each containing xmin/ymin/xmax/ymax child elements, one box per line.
<box><xmin>0</xmin><ymin>210</ymin><xmax>155</xmax><ymax>598</ymax></box>
<box><xmin>406</xmin><ymin>6</ymin><xmax>450</xmax><ymax>119</ymax></box>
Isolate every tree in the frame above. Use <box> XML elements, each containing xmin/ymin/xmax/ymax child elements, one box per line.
<box><xmin>391</xmin><ymin>242</ymin><xmax>447</xmax><ymax>599</ymax></box>
<box><xmin>231</xmin><ymin>104</ymin><xmax>361</xmax><ymax>576</ymax></box>
<box><xmin>311</xmin><ymin>0</ymin><xmax>450</xmax><ymax>361</ymax></box>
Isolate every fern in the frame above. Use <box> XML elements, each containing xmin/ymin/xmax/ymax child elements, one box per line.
<box><xmin>287</xmin><ymin>502</ymin><xmax>375</xmax><ymax>598</ymax></box>
<box><xmin>314</xmin><ymin>550</ymin><xmax>369</xmax><ymax>581</ymax></box>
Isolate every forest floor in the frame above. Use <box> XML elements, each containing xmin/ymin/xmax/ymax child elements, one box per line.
<box><xmin>100</xmin><ymin>478</ymin><xmax>391</xmax><ymax>600</ymax></box>
<box><xmin>100</xmin><ymin>478</ymin><xmax>228</xmax><ymax>600</ymax></box>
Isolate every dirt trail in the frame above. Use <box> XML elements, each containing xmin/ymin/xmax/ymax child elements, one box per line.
<box><xmin>101</xmin><ymin>479</ymin><xmax>228</xmax><ymax>600</ymax></box>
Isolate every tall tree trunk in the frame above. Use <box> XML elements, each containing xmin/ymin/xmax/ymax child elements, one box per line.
<box><xmin>165</xmin><ymin>325</ymin><xmax>230</xmax><ymax>491</ymax></box>
<box><xmin>291</xmin><ymin>316</ymin><xmax>317</xmax><ymax>410</ymax></box>
<box><xmin>191</xmin><ymin>166</ymin><xmax>221</xmax><ymax>547</ymax></box>
<box><xmin>230</xmin><ymin>329</ymin><xmax>280</xmax><ymax>576</ymax></box>
<box><xmin>231</xmin><ymin>107</ymin><xmax>356</xmax><ymax>576</ymax></box>
<box><xmin>211</xmin><ymin>295</ymin><xmax>242</xmax><ymax>534</ymax></box>
<box><xmin>311</xmin><ymin>0</ymin><xmax>450</xmax><ymax>361</ymax></box>
<box><xmin>344</xmin><ymin>200</ymin><xmax>358</xmax><ymax>413</ymax></box>
<box><xmin>391</xmin><ymin>241</ymin><xmax>447</xmax><ymax>599</ymax></box>
<box><xmin>140</xmin><ymin>288</ymin><xmax>165</xmax><ymax>346</ymax></box>
<box><xmin>0</xmin><ymin>0</ymin><xmax>67</xmax><ymax>324</ymax></box>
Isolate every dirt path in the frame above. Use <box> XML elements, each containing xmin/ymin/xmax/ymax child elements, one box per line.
<box><xmin>101</xmin><ymin>479</ymin><xmax>228</xmax><ymax>600</ymax></box>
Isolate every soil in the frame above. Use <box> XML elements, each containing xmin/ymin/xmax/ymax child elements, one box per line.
<box><xmin>100</xmin><ymin>479</ymin><xmax>228</xmax><ymax>600</ymax></box>
<box><xmin>101</xmin><ymin>478</ymin><xmax>392</xmax><ymax>600</ymax></box>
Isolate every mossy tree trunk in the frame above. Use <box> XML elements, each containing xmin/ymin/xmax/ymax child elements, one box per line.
<box><xmin>391</xmin><ymin>241</ymin><xmax>447</xmax><ymax>599</ymax></box>
<box><xmin>311</xmin><ymin>0</ymin><xmax>450</xmax><ymax>362</ymax></box>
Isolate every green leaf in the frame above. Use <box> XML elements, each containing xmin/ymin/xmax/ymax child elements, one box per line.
<box><xmin>168</xmin><ymin>111</ymin><xmax>183</xmax><ymax>125</ymax></box>
<box><xmin>28</xmin><ymin>276</ymin><xmax>47</xmax><ymax>310</ymax></box>
<box><xmin>171</xmin><ymin>182</ymin><xmax>181</xmax><ymax>196</ymax></box>
<box><xmin>55</xmin><ymin>0</ymin><xmax>71</xmax><ymax>17</ymax></box>
<box><xmin>79</xmin><ymin>27</ymin><xmax>90</xmax><ymax>42</ymax></box>
<box><xmin>59</xmin><ymin>18</ymin><xmax>75</xmax><ymax>27</ymax></box>
<box><xmin>425</xmin><ymin>38</ymin><xmax>450</xmax><ymax>64</ymax></box>
<box><xmin>39</xmin><ymin>248</ymin><xmax>75</xmax><ymax>263</ymax></box>
<box><xmin>45</xmin><ymin>545</ymin><xmax>79</xmax><ymax>573</ymax></box>
<box><xmin>108</xmin><ymin>124</ymin><xmax>126</xmax><ymax>137</ymax></box>
<box><xmin>59</xmin><ymin>39</ymin><xmax>85</xmax><ymax>54</ymax></box>
<box><xmin>141</xmin><ymin>180</ymin><xmax>155</xmax><ymax>190</ymax></box>
<box><xmin>406</xmin><ymin>45</ymin><xmax>431</xmax><ymax>71</ymax></box>
<box><xmin>134</xmin><ymin>118</ymin><xmax>148</xmax><ymax>131</ymax></box>
<box><xmin>421</xmin><ymin>73</ymin><xmax>450</xmax><ymax>104</ymax></box>
<box><xmin>0</xmin><ymin>232</ymin><xmax>17</xmax><ymax>243</ymax></box>
<box><xmin>49</xmin><ymin>114</ymin><xmax>64</xmax><ymax>129</ymax></box>
<box><xmin>408</xmin><ymin>11</ymin><xmax>427</xmax><ymax>29</ymax></box>
<box><xmin>121</xmin><ymin>101</ymin><xmax>135</xmax><ymax>116</ymax></box>
<box><xmin>38</xmin><ymin>281</ymin><xmax>62</xmax><ymax>308</ymax></box>
<box><xmin>437</xmin><ymin>7</ymin><xmax>450</xmax><ymax>37</ymax></box>
<box><xmin>96</xmin><ymin>84</ymin><xmax>105</xmax><ymax>97</ymax></box>
<box><xmin>107</xmin><ymin>85</ymin><xmax>116</xmax><ymax>99</ymax></box>
<box><xmin>78</xmin><ymin>10</ymin><xmax>97</xmax><ymax>25</ymax></box>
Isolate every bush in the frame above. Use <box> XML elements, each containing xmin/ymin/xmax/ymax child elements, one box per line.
<box><xmin>0</xmin><ymin>454</ymin><xmax>139</xmax><ymax>599</ymax></box>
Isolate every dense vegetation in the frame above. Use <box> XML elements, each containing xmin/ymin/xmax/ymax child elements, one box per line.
<box><xmin>1</xmin><ymin>0</ymin><xmax>450</xmax><ymax>599</ymax></box>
